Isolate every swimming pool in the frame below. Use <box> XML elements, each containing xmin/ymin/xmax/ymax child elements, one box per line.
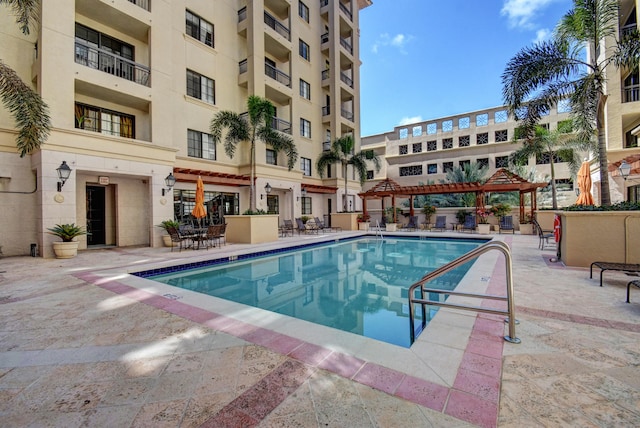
<box><xmin>142</xmin><ymin>236</ymin><xmax>486</xmax><ymax>347</ymax></box>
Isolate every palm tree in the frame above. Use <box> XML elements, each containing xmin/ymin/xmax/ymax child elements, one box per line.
<box><xmin>0</xmin><ymin>0</ymin><xmax>51</xmax><ymax>157</ymax></box>
<box><xmin>445</xmin><ymin>163</ymin><xmax>488</xmax><ymax>207</ymax></box>
<box><xmin>316</xmin><ymin>135</ymin><xmax>381</xmax><ymax>212</ymax></box>
<box><xmin>502</xmin><ymin>0</ymin><xmax>639</xmax><ymax>206</ymax></box>
<box><xmin>210</xmin><ymin>95</ymin><xmax>298</xmax><ymax>212</ymax></box>
<box><xmin>509</xmin><ymin>125</ymin><xmax>582</xmax><ymax>209</ymax></box>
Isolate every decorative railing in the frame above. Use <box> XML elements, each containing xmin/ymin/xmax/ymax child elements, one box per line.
<box><xmin>272</xmin><ymin>117</ymin><xmax>292</xmax><ymax>134</ymax></box>
<box><xmin>340</xmin><ymin>38</ymin><xmax>352</xmax><ymax>54</ymax></box>
<box><xmin>340</xmin><ymin>72</ymin><xmax>353</xmax><ymax>88</ymax></box>
<box><xmin>128</xmin><ymin>0</ymin><xmax>150</xmax><ymax>12</ymax></box>
<box><xmin>321</xmin><ymin>69</ymin><xmax>330</xmax><ymax>80</ymax></box>
<box><xmin>341</xmin><ymin>109</ymin><xmax>353</xmax><ymax>121</ymax></box>
<box><xmin>264</xmin><ymin>11</ymin><xmax>290</xmax><ymax>41</ymax></box>
<box><xmin>74</xmin><ymin>40</ymin><xmax>150</xmax><ymax>87</ymax></box>
<box><xmin>623</xmin><ymin>84</ymin><xmax>639</xmax><ymax>103</ymax></box>
<box><xmin>238</xmin><ymin>7</ymin><xmax>247</xmax><ymax>22</ymax></box>
<box><xmin>323</xmin><ymin>141</ymin><xmax>331</xmax><ymax>151</ymax></box>
<box><xmin>339</xmin><ymin>2</ymin><xmax>352</xmax><ymax>20</ymax></box>
<box><xmin>265</xmin><ymin>63</ymin><xmax>291</xmax><ymax>87</ymax></box>
<box><xmin>239</xmin><ymin>59</ymin><xmax>247</xmax><ymax>74</ymax></box>
<box><xmin>322</xmin><ymin>106</ymin><xmax>330</xmax><ymax>115</ymax></box>
<box><xmin>321</xmin><ymin>32</ymin><xmax>329</xmax><ymax>44</ymax></box>
<box><xmin>621</xmin><ymin>24</ymin><xmax>637</xmax><ymax>39</ymax></box>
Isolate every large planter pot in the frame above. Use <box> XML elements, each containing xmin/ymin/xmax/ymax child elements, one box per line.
<box><xmin>52</xmin><ymin>241</ymin><xmax>79</xmax><ymax>259</ymax></box>
<box><xmin>358</xmin><ymin>222</ymin><xmax>369</xmax><ymax>231</ymax></box>
<box><xmin>385</xmin><ymin>223</ymin><xmax>398</xmax><ymax>232</ymax></box>
<box><xmin>162</xmin><ymin>235</ymin><xmax>176</xmax><ymax>247</ymax></box>
<box><xmin>519</xmin><ymin>223</ymin><xmax>534</xmax><ymax>235</ymax></box>
<box><xmin>476</xmin><ymin>224</ymin><xmax>491</xmax><ymax>234</ymax></box>
<box><xmin>225</xmin><ymin>215</ymin><xmax>279</xmax><ymax>244</ymax></box>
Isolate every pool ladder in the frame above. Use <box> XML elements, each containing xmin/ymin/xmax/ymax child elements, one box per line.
<box><xmin>374</xmin><ymin>220</ymin><xmax>384</xmax><ymax>242</ymax></box>
<box><xmin>407</xmin><ymin>240</ymin><xmax>520</xmax><ymax>345</ymax></box>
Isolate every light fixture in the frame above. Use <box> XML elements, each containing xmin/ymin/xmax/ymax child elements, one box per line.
<box><xmin>162</xmin><ymin>173</ymin><xmax>176</xmax><ymax>196</ymax></box>
<box><xmin>262</xmin><ymin>182</ymin><xmax>272</xmax><ymax>200</ymax></box>
<box><xmin>298</xmin><ymin>187</ymin><xmax>307</xmax><ymax>202</ymax></box>
<box><xmin>619</xmin><ymin>160</ymin><xmax>631</xmax><ymax>181</ymax></box>
<box><xmin>56</xmin><ymin>161</ymin><xmax>72</xmax><ymax>192</ymax></box>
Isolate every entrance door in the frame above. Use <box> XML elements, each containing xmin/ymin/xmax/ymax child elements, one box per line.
<box><xmin>86</xmin><ymin>186</ymin><xmax>106</xmax><ymax>245</ymax></box>
<box><xmin>267</xmin><ymin>195</ymin><xmax>279</xmax><ymax>214</ymax></box>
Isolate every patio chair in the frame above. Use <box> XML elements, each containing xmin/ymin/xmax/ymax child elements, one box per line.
<box><xmin>402</xmin><ymin>215</ymin><xmax>419</xmax><ymax>231</ymax></box>
<box><xmin>461</xmin><ymin>215</ymin><xmax>476</xmax><ymax>233</ymax></box>
<box><xmin>205</xmin><ymin>224</ymin><xmax>224</xmax><ymax>248</ymax></box>
<box><xmin>296</xmin><ymin>217</ymin><xmax>318</xmax><ymax>234</ymax></box>
<box><xmin>532</xmin><ymin>219</ymin><xmax>554</xmax><ymax>250</ymax></box>
<box><xmin>432</xmin><ymin>215</ymin><xmax>447</xmax><ymax>231</ymax></box>
<box><xmin>499</xmin><ymin>215</ymin><xmax>515</xmax><ymax>234</ymax></box>
<box><xmin>166</xmin><ymin>226</ymin><xmax>192</xmax><ymax>252</ymax></box>
<box><xmin>280</xmin><ymin>220</ymin><xmax>295</xmax><ymax>237</ymax></box>
<box><xmin>315</xmin><ymin>216</ymin><xmax>341</xmax><ymax>232</ymax></box>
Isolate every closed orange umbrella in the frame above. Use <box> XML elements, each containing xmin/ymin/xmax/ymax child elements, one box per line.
<box><xmin>192</xmin><ymin>176</ymin><xmax>207</xmax><ymax>223</ymax></box>
<box><xmin>575</xmin><ymin>161</ymin><xmax>594</xmax><ymax>205</ymax></box>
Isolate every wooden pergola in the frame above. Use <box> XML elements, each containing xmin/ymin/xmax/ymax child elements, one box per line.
<box><xmin>358</xmin><ymin>169</ymin><xmax>548</xmax><ymax>223</ymax></box>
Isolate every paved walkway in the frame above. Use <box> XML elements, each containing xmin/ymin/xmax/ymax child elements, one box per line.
<box><xmin>0</xmin><ymin>232</ymin><xmax>639</xmax><ymax>427</ymax></box>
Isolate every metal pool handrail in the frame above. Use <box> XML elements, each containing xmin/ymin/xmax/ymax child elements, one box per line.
<box><xmin>407</xmin><ymin>240</ymin><xmax>520</xmax><ymax>345</ymax></box>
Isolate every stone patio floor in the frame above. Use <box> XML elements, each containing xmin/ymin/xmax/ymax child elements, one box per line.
<box><xmin>0</xmin><ymin>231</ymin><xmax>639</xmax><ymax>427</ymax></box>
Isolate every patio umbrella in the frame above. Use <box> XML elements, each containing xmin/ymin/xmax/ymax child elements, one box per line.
<box><xmin>192</xmin><ymin>176</ymin><xmax>207</xmax><ymax>225</ymax></box>
<box><xmin>575</xmin><ymin>161</ymin><xmax>594</xmax><ymax>206</ymax></box>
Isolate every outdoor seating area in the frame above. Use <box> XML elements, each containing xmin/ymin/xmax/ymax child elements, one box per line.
<box><xmin>314</xmin><ymin>216</ymin><xmax>342</xmax><ymax>232</ymax></box>
<box><xmin>590</xmin><ymin>261</ymin><xmax>640</xmax><ymax>287</ymax></box>
<box><xmin>461</xmin><ymin>214</ymin><xmax>476</xmax><ymax>233</ymax></box>
<box><xmin>499</xmin><ymin>215</ymin><xmax>515</xmax><ymax>234</ymax></box>
<box><xmin>532</xmin><ymin>218</ymin><xmax>554</xmax><ymax>250</ymax></box>
<box><xmin>431</xmin><ymin>215</ymin><xmax>447</xmax><ymax>231</ymax></box>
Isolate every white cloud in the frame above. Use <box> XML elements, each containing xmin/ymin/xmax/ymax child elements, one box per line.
<box><xmin>371</xmin><ymin>32</ymin><xmax>413</xmax><ymax>55</ymax></box>
<box><xmin>398</xmin><ymin>116</ymin><xmax>423</xmax><ymax>126</ymax></box>
<box><xmin>501</xmin><ymin>0</ymin><xmax>557</xmax><ymax>29</ymax></box>
<box><xmin>534</xmin><ymin>28</ymin><xmax>552</xmax><ymax>43</ymax></box>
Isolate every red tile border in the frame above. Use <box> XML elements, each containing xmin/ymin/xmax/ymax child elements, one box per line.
<box><xmin>445</xmin><ymin>389</ymin><xmax>499</xmax><ymax>428</ymax></box>
<box><xmin>352</xmin><ymin>363</ymin><xmax>406</xmax><ymax>395</ymax></box>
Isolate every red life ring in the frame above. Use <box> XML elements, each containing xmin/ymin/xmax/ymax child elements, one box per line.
<box><xmin>553</xmin><ymin>215</ymin><xmax>561</xmax><ymax>243</ymax></box>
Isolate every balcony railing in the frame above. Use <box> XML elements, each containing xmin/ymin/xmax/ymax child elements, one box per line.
<box><xmin>621</xmin><ymin>23</ymin><xmax>637</xmax><ymax>39</ymax></box>
<box><xmin>128</xmin><ymin>0</ymin><xmax>150</xmax><ymax>11</ymax></box>
<box><xmin>340</xmin><ymin>71</ymin><xmax>353</xmax><ymax>88</ymax></box>
<box><xmin>272</xmin><ymin>117</ymin><xmax>292</xmax><ymax>134</ymax></box>
<box><xmin>322</xmin><ymin>106</ymin><xmax>330</xmax><ymax>115</ymax></box>
<box><xmin>320</xmin><ymin>0</ymin><xmax>328</xmax><ymax>7</ymax></box>
<box><xmin>264</xmin><ymin>11</ymin><xmax>290</xmax><ymax>41</ymax></box>
<box><xmin>321</xmin><ymin>32</ymin><xmax>329</xmax><ymax>44</ymax></box>
<box><xmin>238</xmin><ymin>7</ymin><xmax>247</xmax><ymax>22</ymax></box>
<box><xmin>239</xmin><ymin>59</ymin><xmax>248</xmax><ymax>74</ymax></box>
<box><xmin>75</xmin><ymin>40</ymin><xmax>150</xmax><ymax>87</ymax></box>
<box><xmin>623</xmin><ymin>84</ymin><xmax>639</xmax><ymax>103</ymax></box>
<box><xmin>323</xmin><ymin>140</ymin><xmax>331</xmax><ymax>151</ymax></box>
<box><xmin>339</xmin><ymin>2</ymin><xmax>352</xmax><ymax>20</ymax></box>
<box><xmin>265</xmin><ymin>62</ymin><xmax>291</xmax><ymax>87</ymax></box>
<box><xmin>341</xmin><ymin>109</ymin><xmax>354</xmax><ymax>121</ymax></box>
<box><xmin>322</xmin><ymin>69</ymin><xmax>330</xmax><ymax>80</ymax></box>
<box><xmin>340</xmin><ymin>37</ymin><xmax>352</xmax><ymax>54</ymax></box>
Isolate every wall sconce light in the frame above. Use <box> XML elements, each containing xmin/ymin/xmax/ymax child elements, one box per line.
<box><xmin>162</xmin><ymin>173</ymin><xmax>176</xmax><ymax>196</ymax></box>
<box><xmin>298</xmin><ymin>187</ymin><xmax>307</xmax><ymax>201</ymax></box>
<box><xmin>619</xmin><ymin>160</ymin><xmax>631</xmax><ymax>181</ymax></box>
<box><xmin>56</xmin><ymin>161</ymin><xmax>72</xmax><ymax>192</ymax></box>
<box><xmin>262</xmin><ymin>182</ymin><xmax>272</xmax><ymax>200</ymax></box>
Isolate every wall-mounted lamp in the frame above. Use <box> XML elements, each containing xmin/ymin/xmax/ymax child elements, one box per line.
<box><xmin>298</xmin><ymin>187</ymin><xmax>307</xmax><ymax>201</ymax></box>
<box><xmin>56</xmin><ymin>161</ymin><xmax>72</xmax><ymax>192</ymax></box>
<box><xmin>162</xmin><ymin>173</ymin><xmax>176</xmax><ymax>196</ymax></box>
<box><xmin>262</xmin><ymin>182</ymin><xmax>272</xmax><ymax>200</ymax></box>
<box><xmin>619</xmin><ymin>160</ymin><xmax>631</xmax><ymax>181</ymax></box>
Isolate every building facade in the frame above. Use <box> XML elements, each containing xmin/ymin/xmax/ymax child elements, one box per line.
<box><xmin>0</xmin><ymin>0</ymin><xmax>371</xmax><ymax>257</ymax></box>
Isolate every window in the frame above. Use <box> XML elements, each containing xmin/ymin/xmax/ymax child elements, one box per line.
<box><xmin>187</xmin><ymin>129</ymin><xmax>216</xmax><ymax>160</ymax></box>
<box><xmin>442</xmin><ymin>138</ymin><xmax>453</xmax><ymax>149</ymax></box>
<box><xmin>459</xmin><ymin>136</ymin><xmax>470</xmax><ymax>147</ymax></box>
<box><xmin>399</xmin><ymin>145</ymin><xmax>408</xmax><ymax>155</ymax></box>
<box><xmin>298</xmin><ymin>1</ymin><xmax>309</xmax><ymax>22</ymax></box>
<box><xmin>427</xmin><ymin>123</ymin><xmax>437</xmax><ymax>134</ymax></box>
<box><xmin>427</xmin><ymin>140</ymin><xmax>437</xmax><ymax>151</ymax></box>
<box><xmin>299</xmin><ymin>39</ymin><xmax>310</xmax><ymax>60</ymax></box>
<box><xmin>399</xmin><ymin>165</ymin><xmax>422</xmax><ymax>176</ymax></box>
<box><xmin>186</xmin><ymin>70</ymin><xmax>215</xmax><ymax>104</ymax></box>
<box><xmin>476</xmin><ymin>113</ymin><xmax>488</xmax><ymax>126</ymax></box>
<box><xmin>185</xmin><ymin>10</ymin><xmax>214</xmax><ymax>47</ymax></box>
<box><xmin>399</xmin><ymin>128</ymin><xmax>408</xmax><ymax>139</ymax></box>
<box><xmin>412</xmin><ymin>126</ymin><xmax>422</xmax><ymax>136</ymax></box>
<box><xmin>477</xmin><ymin>133</ymin><xmax>488</xmax><ymax>145</ymax></box>
<box><xmin>459</xmin><ymin>117</ymin><xmax>470</xmax><ymax>129</ymax></box>
<box><xmin>443</xmin><ymin>161</ymin><xmax>453</xmax><ymax>173</ymax></box>
<box><xmin>301</xmin><ymin>157</ymin><xmax>312</xmax><ymax>176</ymax></box>
<box><xmin>266</xmin><ymin>149</ymin><xmax>277</xmax><ymax>165</ymax></box>
<box><xmin>74</xmin><ymin>102</ymin><xmax>134</xmax><ymax>138</ymax></box>
<box><xmin>515</xmin><ymin>106</ymin><xmax>528</xmax><ymax>120</ymax></box>
<box><xmin>442</xmin><ymin>120</ymin><xmax>453</xmax><ymax>132</ymax></box>
<box><xmin>366</xmin><ymin>170</ymin><xmax>374</xmax><ymax>180</ymax></box>
<box><xmin>496</xmin><ymin>156</ymin><xmax>509</xmax><ymax>168</ymax></box>
<box><xmin>301</xmin><ymin>197</ymin><xmax>312</xmax><ymax>215</ymax></box>
<box><xmin>459</xmin><ymin>160</ymin><xmax>470</xmax><ymax>170</ymax></box>
<box><xmin>412</xmin><ymin>143</ymin><xmax>422</xmax><ymax>153</ymax></box>
<box><xmin>495</xmin><ymin>130</ymin><xmax>508</xmax><ymax>142</ymax></box>
<box><xmin>477</xmin><ymin>158</ymin><xmax>489</xmax><ymax>168</ymax></box>
<box><xmin>625</xmin><ymin>128</ymin><xmax>639</xmax><ymax>148</ymax></box>
<box><xmin>495</xmin><ymin>110</ymin><xmax>508</xmax><ymax>123</ymax></box>
<box><xmin>536</xmin><ymin>153</ymin><xmax>561</xmax><ymax>164</ymax></box>
<box><xmin>300</xmin><ymin>118</ymin><xmax>311</xmax><ymax>138</ymax></box>
<box><xmin>427</xmin><ymin>164</ymin><xmax>437</xmax><ymax>174</ymax></box>
<box><xmin>300</xmin><ymin>79</ymin><xmax>311</xmax><ymax>100</ymax></box>
<box><xmin>74</xmin><ymin>23</ymin><xmax>136</xmax><ymax>81</ymax></box>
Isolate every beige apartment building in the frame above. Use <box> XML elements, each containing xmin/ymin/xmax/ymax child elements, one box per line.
<box><xmin>0</xmin><ymin>0</ymin><xmax>371</xmax><ymax>257</ymax></box>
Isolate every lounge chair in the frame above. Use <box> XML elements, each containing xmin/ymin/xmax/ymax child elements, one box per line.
<box><xmin>461</xmin><ymin>215</ymin><xmax>476</xmax><ymax>233</ymax></box>
<box><xmin>532</xmin><ymin>219</ymin><xmax>554</xmax><ymax>250</ymax></box>
<box><xmin>314</xmin><ymin>217</ymin><xmax>341</xmax><ymax>232</ymax></box>
<box><xmin>402</xmin><ymin>215</ymin><xmax>419</xmax><ymax>231</ymax></box>
<box><xmin>590</xmin><ymin>261</ymin><xmax>640</xmax><ymax>287</ymax></box>
<box><xmin>296</xmin><ymin>217</ymin><xmax>318</xmax><ymax>234</ymax></box>
<box><xmin>499</xmin><ymin>215</ymin><xmax>515</xmax><ymax>234</ymax></box>
<box><xmin>432</xmin><ymin>215</ymin><xmax>447</xmax><ymax>231</ymax></box>
<box><xmin>627</xmin><ymin>280</ymin><xmax>640</xmax><ymax>303</ymax></box>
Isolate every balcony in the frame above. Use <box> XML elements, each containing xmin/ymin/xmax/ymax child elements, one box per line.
<box><xmin>128</xmin><ymin>0</ymin><xmax>150</xmax><ymax>11</ymax></box>
<box><xmin>320</xmin><ymin>0</ymin><xmax>328</xmax><ymax>7</ymax></box>
<box><xmin>341</xmin><ymin>109</ymin><xmax>353</xmax><ymax>122</ymax></box>
<box><xmin>239</xmin><ymin>59</ymin><xmax>248</xmax><ymax>74</ymax></box>
<box><xmin>264</xmin><ymin>11</ymin><xmax>290</xmax><ymax>41</ymax></box>
<box><xmin>321</xmin><ymin>32</ymin><xmax>329</xmax><ymax>44</ymax></box>
<box><xmin>322</xmin><ymin>106</ymin><xmax>330</xmax><ymax>115</ymax></box>
<box><xmin>75</xmin><ymin>40</ymin><xmax>150</xmax><ymax>87</ymax></box>
<box><xmin>265</xmin><ymin>62</ymin><xmax>291</xmax><ymax>87</ymax></box>
<box><xmin>340</xmin><ymin>71</ymin><xmax>353</xmax><ymax>88</ymax></box>
<box><xmin>323</xmin><ymin>140</ymin><xmax>331</xmax><ymax>151</ymax></box>
<box><xmin>340</xmin><ymin>37</ymin><xmax>352</xmax><ymax>54</ymax></box>
<box><xmin>623</xmin><ymin>84</ymin><xmax>639</xmax><ymax>103</ymax></box>
<box><xmin>238</xmin><ymin>6</ymin><xmax>247</xmax><ymax>22</ymax></box>
<box><xmin>272</xmin><ymin>117</ymin><xmax>292</xmax><ymax>134</ymax></box>
<box><xmin>621</xmin><ymin>23</ymin><xmax>637</xmax><ymax>39</ymax></box>
<box><xmin>322</xmin><ymin>69</ymin><xmax>330</xmax><ymax>80</ymax></box>
<box><xmin>339</xmin><ymin>2</ymin><xmax>352</xmax><ymax>21</ymax></box>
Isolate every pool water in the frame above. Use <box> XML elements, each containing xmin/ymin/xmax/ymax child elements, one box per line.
<box><xmin>148</xmin><ymin>237</ymin><xmax>484</xmax><ymax>347</ymax></box>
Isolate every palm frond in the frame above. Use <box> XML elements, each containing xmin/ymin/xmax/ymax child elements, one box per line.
<box><xmin>0</xmin><ymin>0</ymin><xmax>40</xmax><ymax>35</ymax></box>
<box><xmin>258</xmin><ymin>126</ymin><xmax>298</xmax><ymax>170</ymax></box>
<box><xmin>612</xmin><ymin>29</ymin><xmax>640</xmax><ymax>69</ymax></box>
<box><xmin>0</xmin><ymin>60</ymin><xmax>51</xmax><ymax>157</ymax></box>
<box><xmin>316</xmin><ymin>151</ymin><xmax>341</xmax><ymax>177</ymax></box>
<box><xmin>210</xmin><ymin>110</ymin><xmax>249</xmax><ymax>159</ymax></box>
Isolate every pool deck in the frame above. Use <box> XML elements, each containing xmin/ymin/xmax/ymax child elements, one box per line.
<box><xmin>1</xmin><ymin>231</ymin><xmax>639</xmax><ymax>427</ymax></box>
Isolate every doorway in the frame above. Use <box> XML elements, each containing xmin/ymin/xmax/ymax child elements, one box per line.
<box><xmin>86</xmin><ymin>185</ymin><xmax>106</xmax><ymax>245</ymax></box>
<box><xmin>267</xmin><ymin>194</ymin><xmax>279</xmax><ymax>214</ymax></box>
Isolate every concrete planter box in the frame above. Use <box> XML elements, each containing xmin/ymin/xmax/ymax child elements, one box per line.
<box><xmin>559</xmin><ymin>211</ymin><xmax>640</xmax><ymax>267</ymax></box>
<box><xmin>331</xmin><ymin>212</ymin><xmax>360</xmax><ymax>231</ymax></box>
<box><xmin>385</xmin><ymin>223</ymin><xmax>398</xmax><ymax>232</ymax></box>
<box><xmin>225</xmin><ymin>215</ymin><xmax>279</xmax><ymax>244</ymax></box>
<box><xmin>477</xmin><ymin>224</ymin><xmax>491</xmax><ymax>234</ymax></box>
<box><xmin>358</xmin><ymin>222</ymin><xmax>369</xmax><ymax>231</ymax></box>
<box><xmin>519</xmin><ymin>223</ymin><xmax>534</xmax><ymax>235</ymax></box>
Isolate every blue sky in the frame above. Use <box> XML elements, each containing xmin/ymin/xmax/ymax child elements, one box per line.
<box><xmin>359</xmin><ymin>0</ymin><xmax>573</xmax><ymax>136</ymax></box>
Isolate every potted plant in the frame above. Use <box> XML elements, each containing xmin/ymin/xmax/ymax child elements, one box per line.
<box><xmin>421</xmin><ymin>205</ymin><xmax>437</xmax><ymax>226</ymax></box>
<box><xmin>357</xmin><ymin>213</ymin><xmax>370</xmax><ymax>230</ymax></box>
<box><xmin>455</xmin><ymin>209</ymin><xmax>468</xmax><ymax>230</ymax></box>
<box><xmin>476</xmin><ymin>208</ymin><xmax>492</xmax><ymax>234</ymax></box>
<box><xmin>384</xmin><ymin>207</ymin><xmax>402</xmax><ymax>231</ymax></box>
<box><xmin>47</xmin><ymin>223</ymin><xmax>87</xmax><ymax>258</ymax></box>
<box><xmin>519</xmin><ymin>212</ymin><xmax>534</xmax><ymax>235</ymax></box>
<box><xmin>157</xmin><ymin>219</ymin><xmax>180</xmax><ymax>247</ymax></box>
<box><xmin>490</xmin><ymin>203</ymin><xmax>511</xmax><ymax>219</ymax></box>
